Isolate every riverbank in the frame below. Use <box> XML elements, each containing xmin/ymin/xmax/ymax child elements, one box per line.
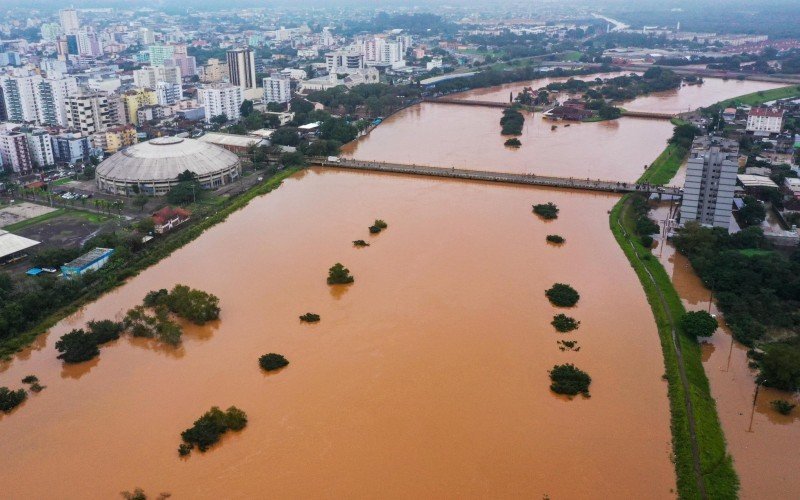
<box><xmin>611</xmin><ymin>196</ymin><xmax>738</xmax><ymax>500</ymax></box>
<box><xmin>0</xmin><ymin>168</ymin><xmax>299</xmax><ymax>360</ymax></box>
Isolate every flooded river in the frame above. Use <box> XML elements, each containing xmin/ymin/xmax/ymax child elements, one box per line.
<box><xmin>0</xmin><ymin>170</ymin><xmax>674</xmax><ymax>498</ymax></box>
<box><xmin>0</xmin><ymin>75</ymin><xmax>793</xmax><ymax>498</ymax></box>
<box><xmin>651</xmin><ymin>203</ymin><xmax>800</xmax><ymax>500</ymax></box>
<box><xmin>342</xmin><ymin>77</ymin><xmax>781</xmax><ymax>184</ymax></box>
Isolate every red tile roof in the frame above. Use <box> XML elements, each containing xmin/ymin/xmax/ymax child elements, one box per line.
<box><xmin>749</xmin><ymin>107</ymin><xmax>784</xmax><ymax>118</ymax></box>
<box><xmin>152</xmin><ymin>206</ymin><xmax>191</xmax><ymax>226</ymax></box>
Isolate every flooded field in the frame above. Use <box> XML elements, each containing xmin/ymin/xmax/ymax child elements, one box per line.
<box><xmin>651</xmin><ymin>203</ymin><xmax>800</xmax><ymax>500</ymax></box>
<box><xmin>0</xmin><ymin>169</ymin><xmax>674</xmax><ymax>498</ymax></box>
<box><xmin>343</xmin><ymin>77</ymin><xmax>781</xmax><ymax>183</ymax></box>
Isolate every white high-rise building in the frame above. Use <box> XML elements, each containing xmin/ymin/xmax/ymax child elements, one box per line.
<box><xmin>0</xmin><ymin>75</ymin><xmax>40</xmax><ymax>123</ymax></box>
<box><xmin>681</xmin><ymin>137</ymin><xmax>739</xmax><ymax>229</ymax></box>
<box><xmin>746</xmin><ymin>107</ymin><xmax>784</xmax><ymax>135</ymax></box>
<box><xmin>263</xmin><ymin>74</ymin><xmax>291</xmax><ymax>104</ymax></box>
<box><xmin>148</xmin><ymin>45</ymin><xmax>175</xmax><ymax>66</ymax></box>
<box><xmin>0</xmin><ymin>132</ymin><xmax>34</xmax><ymax>174</ymax></box>
<box><xmin>41</xmin><ymin>23</ymin><xmax>62</xmax><ymax>41</ymax></box>
<box><xmin>59</xmin><ymin>8</ymin><xmax>80</xmax><ymax>35</ymax></box>
<box><xmin>200</xmin><ymin>84</ymin><xmax>243</xmax><ymax>123</ymax></box>
<box><xmin>133</xmin><ymin>66</ymin><xmax>182</xmax><ymax>89</ymax></box>
<box><xmin>156</xmin><ymin>81</ymin><xmax>183</xmax><ymax>106</ymax></box>
<box><xmin>139</xmin><ymin>28</ymin><xmax>156</xmax><ymax>45</ymax></box>
<box><xmin>76</xmin><ymin>31</ymin><xmax>102</xmax><ymax>57</ymax></box>
<box><xmin>226</xmin><ymin>48</ymin><xmax>257</xmax><ymax>90</ymax></box>
<box><xmin>37</xmin><ymin>76</ymin><xmax>79</xmax><ymax>127</ymax></box>
<box><xmin>22</xmin><ymin>128</ymin><xmax>55</xmax><ymax>168</ymax></box>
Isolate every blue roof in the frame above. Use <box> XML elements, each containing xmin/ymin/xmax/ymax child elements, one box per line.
<box><xmin>26</xmin><ymin>268</ymin><xmax>43</xmax><ymax>276</ymax></box>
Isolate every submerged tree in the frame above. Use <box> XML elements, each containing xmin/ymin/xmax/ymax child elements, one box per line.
<box><xmin>549</xmin><ymin>364</ymin><xmax>592</xmax><ymax>397</ymax></box>
<box><xmin>533</xmin><ymin>202</ymin><xmax>559</xmax><ymax>220</ymax></box>
<box><xmin>545</xmin><ymin>283</ymin><xmax>580</xmax><ymax>307</ymax></box>
<box><xmin>259</xmin><ymin>353</ymin><xmax>289</xmax><ymax>372</ymax></box>
<box><xmin>551</xmin><ymin>314</ymin><xmax>580</xmax><ymax>332</ymax></box>
<box><xmin>327</xmin><ymin>263</ymin><xmax>355</xmax><ymax>285</ymax></box>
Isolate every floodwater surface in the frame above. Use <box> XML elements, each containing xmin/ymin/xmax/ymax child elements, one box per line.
<box><xmin>651</xmin><ymin>203</ymin><xmax>800</xmax><ymax>499</ymax></box>
<box><xmin>0</xmin><ymin>169</ymin><xmax>675</xmax><ymax>498</ymax></box>
<box><xmin>343</xmin><ymin>77</ymin><xmax>781</xmax><ymax>183</ymax></box>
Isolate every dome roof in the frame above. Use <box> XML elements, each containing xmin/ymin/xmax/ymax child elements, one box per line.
<box><xmin>96</xmin><ymin>137</ymin><xmax>239</xmax><ymax>182</ymax></box>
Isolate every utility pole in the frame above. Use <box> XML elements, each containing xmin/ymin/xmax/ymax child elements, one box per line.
<box><xmin>747</xmin><ymin>380</ymin><xmax>764</xmax><ymax>432</ymax></box>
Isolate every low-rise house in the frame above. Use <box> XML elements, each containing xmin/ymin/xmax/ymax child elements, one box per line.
<box><xmin>152</xmin><ymin>206</ymin><xmax>191</xmax><ymax>234</ymax></box>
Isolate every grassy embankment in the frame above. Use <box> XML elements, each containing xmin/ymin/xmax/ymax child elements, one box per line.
<box><xmin>0</xmin><ymin>168</ymin><xmax>299</xmax><ymax>359</ymax></box>
<box><xmin>717</xmin><ymin>85</ymin><xmax>800</xmax><ymax>107</ymax></box>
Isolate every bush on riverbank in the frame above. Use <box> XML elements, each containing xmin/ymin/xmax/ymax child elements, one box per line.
<box><xmin>259</xmin><ymin>353</ymin><xmax>289</xmax><ymax>372</ymax></box>
<box><xmin>546</xmin><ymin>234</ymin><xmax>565</xmax><ymax>244</ymax></box>
<box><xmin>299</xmin><ymin>313</ymin><xmax>320</xmax><ymax>323</ymax></box>
<box><xmin>680</xmin><ymin>311</ymin><xmax>718</xmax><ymax>338</ymax></box>
<box><xmin>532</xmin><ymin>202</ymin><xmax>559</xmax><ymax>220</ymax></box>
<box><xmin>55</xmin><ymin>329</ymin><xmax>100</xmax><ymax>363</ymax></box>
<box><xmin>0</xmin><ymin>386</ymin><xmax>27</xmax><ymax>413</ymax></box>
<box><xmin>327</xmin><ymin>263</ymin><xmax>355</xmax><ymax>285</ymax></box>
<box><xmin>549</xmin><ymin>364</ymin><xmax>591</xmax><ymax>397</ymax></box>
<box><xmin>500</xmin><ymin>106</ymin><xmax>525</xmax><ymax>135</ymax></box>
<box><xmin>179</xmin><ymin>406</ymin><xmax>248</xmax><ymax>454</ymax></box>
<box><xmin>551</xmin><ymin>314</ymin><xmax>580</xmax><ymax>332</ymax></box>
<box><xmin>545</xmin><ymin>283</ymin><xmax>580</xmax><ymax>307</ymax></box>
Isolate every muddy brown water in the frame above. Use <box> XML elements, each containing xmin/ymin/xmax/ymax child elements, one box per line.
<box><xmin>0</xmin><ymin>169</ymin><xmax>675</xmax><ymax>498</ymax></box>
<box><xmin>651</xmin><ymin>203</ymin><xmax>800</xmax><ymax>500</ymax></box>
<box><xmin>342</xmin><ymin>78</ymin><xmax>780</xmax><ymax>183</ymax></box>
<box><xmin>0</xmin><ymin>77</ymin><xmax>791</xmax><ymax>499</ymax></box>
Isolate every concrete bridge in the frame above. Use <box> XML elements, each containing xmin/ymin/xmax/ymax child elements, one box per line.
<box><xmin>422</xmin><ymin>97</ymin><xmax>511</xmax><ymax>108</ymax></box>
<box><xmin>309</xmin><ymin>157</ymin><xmax>682</xmax><ymax>196</ymax></box>
<box><xmin>620</xmin><ymin>109</ymin><xmax>676</xmax><ymax>120</ymax></box>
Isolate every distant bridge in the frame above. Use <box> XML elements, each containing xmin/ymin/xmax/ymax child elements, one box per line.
<box><xmin>424</xmin><ymin>97</ymin><xmax>676</xmax><ymax>120</ymax></box>
<box><xmin>309</xmin><ymin>157</ymin><xmax>682</xmax><ymax>196</ymax></box>
<box><xmin>422</xmin><ymin>97</ymin><xmax>511</xmax><ymax>108</ymax></box>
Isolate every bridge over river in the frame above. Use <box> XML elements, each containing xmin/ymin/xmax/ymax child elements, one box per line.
<box><xmin>422</xmin><ymin>97</ymin><xmax>676</xmax><ymax>120</ymax></box>
<box><xmin>308</xmin><ymin>157</ymin><xmax>682</xmax><ymax>196</ymax></box>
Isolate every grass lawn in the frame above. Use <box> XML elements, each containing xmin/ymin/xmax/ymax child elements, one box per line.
<box><xmin>718</xmin><ymin>85</ymin><xmax>800</xmax><ymax>107</ymax></box>
<box><xmin>561</xmin><ymin>50</ymin><xmax>582</xmax><ymax>62</ymax></box>
<box><xmin>638</xmin><ymin>144</ymin><xmax>688</xmax><ymax>186</ymax></box>
<box><xmin>51</xmin><ymin>178</ymin><xmax>76</xmax><ymax>186</ymax></box>
<box><xmin>738</xmin><ymin>248</ymin><xmax>773</xmax><ymax>257</ymax></box>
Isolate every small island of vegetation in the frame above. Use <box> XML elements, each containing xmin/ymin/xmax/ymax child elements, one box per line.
<box><xmin>500</xmin><ymin>106</ymin><xmax>525</xmax><ymax>135</ymax></box>
<box><xmin>55</xmin><ymin>285</ymin><xmax>221</xmax><ymax>364</ymax></box>
<box><xmin>549</xmin><ymin>363</ymin><xmax>592</xmax><ymax>397</ymax></box>
<box><xmin>259</xmin><ymin>353</ymin><xmax>289</xmax><ymax>372</ymax></box>
<box><xmin>299</xmin><ymin>313</ymin><xmax>320</xmax><ymax>323</ymax></box>
<box><xmin>369</xmin><ymin>219</ymin><xmax>388</xmax><ymax>234</ymax></box>
<box><xmin>21</xmin><ymin>375</ymin><xmax>45</xmax><ymax>393</ymax></box>
<box><xmin>353</xmin><ymin>240</ymin><xmax>370</xmax><ymax>247</ymax></box>
<box><xmin>504</xmin><ymin>138</ymin><xmax>522</xmax><ymax>148</ymax></box>
<box><xmin>327</xmin><ymin>263</ymin><xmax>355</xmax><ymax>285</ymax></box>
<box><xmin>771</xmin><ymin>399</ymin><xmax>796</xmax><ymax>415</ymax></box>
<box><xmin>0</xmin><ymin>386</ymin><xmax>27</xmax><ymax>413</ymax></box>
<box><xmin>179</xmin><ymin>406</ymin><xmax>248</xmax><ymax>456</ymax></box>
<box><xmin>533</xmin><ymin>202</ymin><xmax>559</xmax><ymax>220</ymax></box>
<box><xmin>545</xmin><ymin>283</ymin><xmax>580</xmax><ymax>307</ymax></box>
<box><xmin>546</xmin><ymin>234</ymin><xmax>565</xmax><ymax>244</ymax></box>
<box><xmin>551</xmin><ymin>314</ymin><xmax>580</xmax><ymax>332</ymax></box>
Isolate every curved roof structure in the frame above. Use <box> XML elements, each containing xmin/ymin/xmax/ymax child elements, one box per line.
<box><xmin>96</xmin><ymin>137</ymin><xmax>239</xmax><ymax>182</ymax></box>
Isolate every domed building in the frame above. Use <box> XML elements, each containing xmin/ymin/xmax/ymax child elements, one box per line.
<box><xmin>95</xmin><ymin>136</ymin><xmax>241</xmax><ymax>196</ymax></box>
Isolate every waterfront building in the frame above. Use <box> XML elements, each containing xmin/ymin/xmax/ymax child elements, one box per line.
<box><xmin>746</xmin><ymin>107</ymin><xmax>784</xmax><ymax>135</ymax></box>
<box><xmin>96</xmin><ymin>137</ymin><xmax>240</xmax><ymax>195</ymax></box>
<box><xmin>61</xmin><ymin>247</ymin><xmax>114</xmax><ymax>277</ymax></box>
<box><xmin>680</xmin><ymin>137</ymin><xmax>739</xmax><ymax>229</ymax></box>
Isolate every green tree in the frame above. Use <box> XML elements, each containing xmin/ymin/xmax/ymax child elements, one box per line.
<box><xmin>761</xmin><ymin>344</ymin><xmax>800</xmax><ymax>391</ymax></box>
<box><xmin>133</xmin><ymin>194</ymin><xmax>149</xmax><ymax>212</ymax></box>
<box><xmin>738</xmin><ymin>196</ymin><xmax>766</xmax><ymax>227</ymax></box>
<box><xmin>680</xmin><ymin>310</ymin><xmax>718</xmax><ymax>337</ymax></box>
<box><xmin>549</xmin><ymin>364</ymin><xmax>592</xmax><ymax>397</ymax></box>
<box><xmin>240</xmin><ymin>99</ymin><xmax>254</xmax><ymax>117</ymax></box>
<box><xmin>327</xmin><ymin>263</ymin><xmax>355</xmax><ymax>285</ymax></box>
<box><xmin>0</xmin><ymin>387</ymin><xmax>27</xmax><ymax>413</ymax></box>
<box><xmin>210</xmin><ymin>114</ymin><xmax>228</xmax><ymax>126</ymax></box>
<box><xmin>545</xmin><ymin>283</ymin><xmax>579</xmax><ymax>307</ymax></box>
<box><xmin>55</xmin><ymin>329</ymin><xmax>100</xmax><ymax>363</ymax></box>
<box><xmin>259</xmin><ymin>353</ymin><xmax>289</xmax><ymax>371</ymax></box>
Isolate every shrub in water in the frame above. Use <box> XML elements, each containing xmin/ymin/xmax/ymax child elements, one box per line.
<box><xmin>551</xmin><ymin>314</ymin><xmax>580</xmax><ymax>332</ymax></box>
<box><xmin>0</xmin><ymin>387</ymin><xmax>27</xmax><ymax>413</ymax></box>
<box><xmin>546</xmin><ymin>234</ymin><xmax>565</xmax><ymax>244</ymax></box>
<box><xmin>504</xmin><ymin>138</ymin><xmax>522</xmax><ymax>147</ymax></box>
<box><xmin>353</xmin><ymin>240</ymin><xmax>370</xmax><ymax>247</ymax></box>
<box><xmin>368</xmin><ymin>225</ymin><xmax>381</xmax><ymax>234</ymax></box>
<box><xmin>299</xmin><ymin>313</ymin><xmax>320</xmax><ymax>323</ymax></box>
<box><xmin>374</xmin><ymin>219</ymin><xmax>388</xmax><ymax>229</ymax></box>
<box><xmin>545</xmin><ymin>283</ymin><xmax>580</xmax><ymax>307</ymax></box>
<box><xmin>549</xmin><ymin>364</ymin><xmax>592</xmax><ymax>397</ymax></box>
<box><xmin>327</xmin><ymin>263</ymin><xmax>355</xmax><ymax>285</ymax></box>
<box><xmin>21</xmin><ymin>375</ymin><xmax>38</xmax><ymax>384</ymax></box>
<box><xmin>771</xmin><ymin>399</ymin><xmax>796</xmax><ymax>415</ymax></box>
<box><xmin>259</xmin><ymin>353</ymin><xmax>289</xmax><ymax>372</ymax></box>
<box><xmin>180</xmin><ymin>406</ymin><xmax>248</xmax><ymax>454</ymax></box>
<box><xmin>87</xmin><ymin>319</ymin><xmax>125</xmax><ymax>344</ymax></box>
<box><xmin>533</xmin><ymin>202</ymin><xmax>559</xmax><ymax>220</ymax></box>
<box><xmin>55</xmin><ymin>329</ymin><xmax>100</xmax><ymax>364</ymax></box>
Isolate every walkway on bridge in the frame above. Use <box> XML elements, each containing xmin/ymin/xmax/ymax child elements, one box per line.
<box><xmin>310</xmin><ymin>158</ymin><xmax>682</xmax><ymax>196</ymax></box>
<box><xmin>424</xmin><ymin>97</ymin><xmax>675</xmax><ymax>120</ymax></box>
